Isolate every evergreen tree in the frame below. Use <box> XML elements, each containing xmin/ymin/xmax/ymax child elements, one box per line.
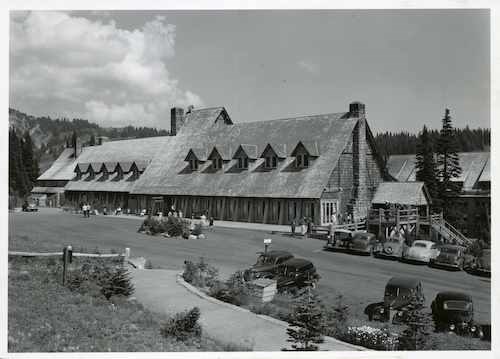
<box><xmin>9</xmin><ymin>129</ymin><xmax>29</xmax><ymax>197</ymax></box>
<box><xmin>398</xmin><ymin>294</ymin><xmax>432</xmax><ymax>350</ymax></box>
<box><xmin>436</xmin><ymin>109</ymin><xmax>462</xmax><ymax>215</ymax></box>
<box><xmin>285</xmin><ymin>287</ymin><xmax>325</xmax><ymax>351</ymax></box>
<box><xmin>22</xmin><ymin>131</ymin><xmax>39</xmax><ymax>184</ymax></box>
<box><xmin>415</xmin><ymin>125</ymin><xmax>439</xmax><ymax>203</ymax></box>
<box><xmin>89</xmin><ymin>134</ymin><xmax>96</xmax><ymax>146</ymax></box>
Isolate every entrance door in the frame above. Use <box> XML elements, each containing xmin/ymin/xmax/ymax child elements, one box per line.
<box><xmin>320</xmin><ymin>199</ymin><xmax>339</xmax><ymax>225</ymax></box>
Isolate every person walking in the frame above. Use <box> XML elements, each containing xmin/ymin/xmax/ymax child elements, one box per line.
<box><xmin>82</xmin><ymin>203</ymin><xmax>87</xmax><ymax>217</ymax></box>
<box><xmin>291</xmin><ymin>219</ymin><xmax>296</xmax><ymax>237</ymax></box>
<box><xmin>209</xmin><ymin>216</ymin><xmax>214</xmax><ymax>231</ymax></box>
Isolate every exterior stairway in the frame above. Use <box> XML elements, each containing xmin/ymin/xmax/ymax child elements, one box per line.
<box><xmin>430</xmin><ymin>214</ymin><xmax>473</xmax><ymax>247</ymax></box>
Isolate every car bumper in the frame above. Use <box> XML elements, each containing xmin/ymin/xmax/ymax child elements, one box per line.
<box><xmin>403</xmin><ymin>255</ymin><xmax>430</xmax><ymax>263</ymax></box>
<box><xmin>430</xmin><ymin>261</ymin><xmax>462</xmax><ymax>270</ymax></box>
<box><xmin>375</xmin><ymin>251</ymin><xmax>400</xmax><ymax>259</ymax></box>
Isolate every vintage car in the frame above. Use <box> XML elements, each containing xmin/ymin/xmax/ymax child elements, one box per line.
<box><xmin>274</xmin><ymin>258</ymin><xmax>320</xmax><ymax>291</ymax></box>
<box><xmin>323</xmin><ymin>229</ymin><xmax>353</xmax><ymax>251</ymax></box>
<box><xmin>374</xmin><ymin>236</ymin><xmax>406</xmax><ymax>260</ymax></box>
<box><xmin>22</xmin><ymin>202</ymin><xmax>38</xmax><ymax>212</ymax></box>
<box><xmin>364</xmin><ymin>276</ymin><xmax>425</xmax><ymax>324</ymax></box>
<box><xmin>469</xmin><ymin>249</ymin><xmax>491</xmax><ymax>277</ymax></box>
<box><xmin>244</xmin><ymin>250</ymin><xmax>294</xmax><ymax>280</ymax></box>
<box><xmin>429</xmin><ymin>244</ymin><xmax>466</xmax><ymax>270</ymax></box>
<box><xmin>349</xmin><ymin>232</ymin><xmax>379</xmax><ymax>255</ymax></box>
<box><xmin>402</xmin><ymin>240</ymin><xmax>440</xmax><ymax>263</ymax></box>
<box><xmin>431</xmin><ymin>291</ymin><xmax>483</xmax><ymax>338</ymax></box>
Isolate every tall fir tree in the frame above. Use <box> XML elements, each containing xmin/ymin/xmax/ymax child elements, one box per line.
<box><xmin>22</xmin><ymin>131</ymin><xmax>39</xmax><ymax>184</ymax></box>
<box><xmin>285</xmin><ymin>288</ymin><xmax>325</xmax><ymax>351</ymax></box>
<box><xmin>9</xmin><ymin>129</ymin><xmax>29</xmax><ymax>197</ymax></box>
<box><xmin>89</xmin><ymin>134</ymin><xmax>96</xmax><ymax>146</ymax></box>
<box><xmin>415</xmin><ymin>125</ymin><xmax>439</xmax><ymax>204</ymax></box>
<box><xmin>397</xmin><ymin>294</ymin><xmax>432</xmax><ymax>350</ymax></box>
<box><xmin>436</xmin><ymin>109</ymin><xmax>462</xmax><ymax>216</ymax></box>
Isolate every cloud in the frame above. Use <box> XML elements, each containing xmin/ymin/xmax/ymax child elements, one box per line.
<box><xmin>10</xmin><ymin>11</ymin><xmax>203</xmax><ymax>128</ymax></box>
<box><xmin>297</xmin><ymin>60</ymin><xmax>319</xmax><ymax>75</ymax></box>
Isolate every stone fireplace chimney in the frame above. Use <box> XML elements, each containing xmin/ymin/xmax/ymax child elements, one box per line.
<box><xmin>350</xmin><ymin>102</ymin><xmax>369</xmax><ymax>219</ymax></box>
<box><xmin>170</xmin><ymin>107</ymin><xmax>185</xmax><ymax>136</ymax></box>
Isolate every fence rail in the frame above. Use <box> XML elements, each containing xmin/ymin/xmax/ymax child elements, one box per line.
<box><xmin>8</xmin><ymin>251</ymin><xmax>125</xmax><ymax>258</ymax></box>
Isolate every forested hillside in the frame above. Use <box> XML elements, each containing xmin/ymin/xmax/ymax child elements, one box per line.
<box><xmin>9</xmin><ymin>108</ymin><xmax>169</xmax><ymax>172</ymax></box>
<box><xmin>374</xmin><ymin>127</ymin><xmax>490</xmax><ymax>159</ymax></box>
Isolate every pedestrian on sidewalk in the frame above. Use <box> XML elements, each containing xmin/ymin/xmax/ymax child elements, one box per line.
<box><xmin>209</xmin><ymin>216</ymin><xmax>214</xmax><ymax>231</ymax></box>
<box><xmin>291</xmin><ymin>219</ymin><xmax>296</xmax><ymax>237</ymax></box>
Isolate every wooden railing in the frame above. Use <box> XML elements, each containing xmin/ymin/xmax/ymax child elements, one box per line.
<box><xmin>367</xmin><ymin>208</ymin><xmax>419</xmax><ymax>225</ymax></box>
<box><xmin>310</xmin><ymin>220</ymin><xmax>366</xmax><ymax>236</ymax></box>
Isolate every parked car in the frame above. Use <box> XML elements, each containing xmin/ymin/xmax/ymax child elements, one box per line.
<box><xmin>364</xmin><ymin>276</ymin><xmax>425</xmax><ymax>324</ymax></box>
<box><xmin>430</xmin><ymin>244</ymin><xmax>466</xmax><ymax>270</ymax></box>
<box><xmin>244</xmin><ymin>250</ymin><xmax>294</xmax><ymax>280</ymax></box>
<box><xmin>22</xmin><ymin>202</ymin><xmax>38</xmax><ymax>212</ymax></box>
<box><xmin>374</xmin><ymin>236</ymin><xmax>406</xmax><ymax>260</ymax></box>
<box><xmin>468</xmin><ymin>249</ymin><xmax>491</xmax><ymax>277</ymax></box>
<box><xmin>323</xmin><ymin>229</ymin><xmax>354</xmax><ymax>251</ymax></box>
<box><xmin>274</xmin><ymin>258</ymin><xmax>320</xmax><ymax>292</ymax></box>
<box><xmin>431</xmin><ymin>291</ymin><xmax>483</xmax><ymax>338</ymax></box>
<box><xmin>349</xmin><ymin>232</ymin><xmax>379</xmax><ymax>255</ymax></box>
<box><xmin>402</xmin><ymin>240</ymin><xmax>440</xmax><ymax>263</ymax></box>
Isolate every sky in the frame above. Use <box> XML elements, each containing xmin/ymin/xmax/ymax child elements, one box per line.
<box><xmin>9</xmin><ymin>9</ymin><xmax>490</xmax><ymax>133</ymax></box>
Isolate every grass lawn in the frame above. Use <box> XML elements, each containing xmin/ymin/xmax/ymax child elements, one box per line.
<box><xmin>8</xmin><ymin>255</ymin><xmax>249</xmax><ymax>352</ymax></box>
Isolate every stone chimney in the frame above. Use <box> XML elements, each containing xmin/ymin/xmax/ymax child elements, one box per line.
<box><xmin>350</xmin><ymin>102</ymin><xmax>369</xmax><ymax>219</ymax></box>
<box><xmin>170</xmin><ymin>107</ymin><xmax>185</xmax><ymax>136</ymax></box>
<box><xmin>72</xmin><ymin>133</ymin><xmax>82</xmax><ymax>158</ymax></box>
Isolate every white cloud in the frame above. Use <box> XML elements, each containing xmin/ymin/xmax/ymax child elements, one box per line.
<box><xmin>10</xmin><ymin>11</ymin><xmax>203</xmax><ymax>128</ymax></box>
<box><xmin>297</xmin><ymin>60</ymin><xmax>319</xmax><ymax>75</ymax></box>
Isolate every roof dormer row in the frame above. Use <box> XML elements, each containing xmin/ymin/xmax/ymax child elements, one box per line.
<box><xmin>73</xmin><ymin>160</ymin><xmax>149</xmax><ymax>179</ymax></box>
<box><xmin>184</xmin><ymin>141</ymin><xmax>320</xmax><ymax>171</ymax></box>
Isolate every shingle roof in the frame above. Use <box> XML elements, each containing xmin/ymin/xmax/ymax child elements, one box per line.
<box><xmin>236</xmin><ymin>144</ymin><xmax>259</xmax><ymax>159</ymax></box>
<box><xmin>64</xmin><ymin>172</ymin><xmax>138</xmax><ymax>193</ymax></box>
<box><xmin>37</xmin><ymin>148</ymin><xmax>75</xmax><ymax>180</ymax></box>
<box><xmin>371</xmin><ymin>182</ymin><xmax>430</xmax><ymax>206</ymax></box>
<box><xmin>31</xmin><ymin>186</ymin><xmax>65</xmax><ymax>194</ymax></box>
<box><xmin>75</xmin><ymin>163</ymin><xmax>90</xmax><ymax>173</ymax></box>
<box><xmin>39</xmin><ymin>137</ymin><xmax>166</xmax><ymax>191</ymax></box>
<box><xmin>132</xmin><ymin>109</ymin><xmax>358</xmax><ymax>198</ymax></box>
<box><xmin>291</xmin><ymin>141</ymin><xmax>320</xmax><ymax>157</ymax></box>
<box><xmin>386</xmin><ymin>152</ymin><xmax>490</xmax><ymax>190</ymax></box>
<box><xmin>478</xmin><ymin>156</ymin><xmax>490</xmax><ymax>182</ymax></box>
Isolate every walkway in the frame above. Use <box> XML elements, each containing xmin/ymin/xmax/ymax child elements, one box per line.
<box><xmin>130</xmin><ymin>269</ymin><xmax>364</xmax><ymax>351</ymax></box>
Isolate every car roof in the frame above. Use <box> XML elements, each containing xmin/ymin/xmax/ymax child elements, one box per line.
<box><xmin>386</xmin><ymin>276</ymin><xmax>421</xmax><ymax>288</ymax></box>
<box><xmin>264</xmin><ymin>250</ymin><xmax>293</xmax><ymax>258</ymax></box>
<box><xmin>334</xmin><ymin>229</ymin><xmax>353</xmax><ymax>234</ymax></box>
<box><xmin>282</xmin><ymin>257</ymin><xmax>314</xmax><ymax>268</ymax></box>
<box><xmin>435</xmin><ymin>291</ymin><xmax>473</xmax><ymax>302</ymax></box>
<box><xmin>440</xmin><ymin>244</ymin><xmax>465</xmax><ymax>250</ymax></box>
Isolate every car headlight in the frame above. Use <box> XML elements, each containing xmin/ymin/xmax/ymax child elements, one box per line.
<box><xmin>379</xmin><ymin>308</ymin><xmax>385</xmax><ymax>314</ymax></box>
<box><xmin>397</xmin><ymin>311</ymin><xmax>403</xmax><ymax>316</ymax></box>
<box><xmin>449</xmin><ymin>324</ymin><xmax>456</xmax><ymax>331</ymax></box>
<box><xmin>386</xmin><ymin>246</ymin><xmax>393</xmax><ymax>254</ymax></box>
<box><xmin>470</xmin><ymin>326</ymin><xmax>477</xmax><ymax>332</ymax></box>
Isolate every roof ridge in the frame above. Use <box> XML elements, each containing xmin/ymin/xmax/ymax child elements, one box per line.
<box><xmin>234</xmin><ymin>112</ymin><xmax>349</xmax><ymax>125</ymax></box>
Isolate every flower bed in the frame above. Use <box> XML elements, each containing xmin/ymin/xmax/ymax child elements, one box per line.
<box><xmin>138</xmin><ymin>217</ymin><xmax>205</xmax><ymax>239</ymax></box>
<box><xmin>339</xmin><ymin>325</ymin><xmax>399</xmax><ymax>350</ymax></box>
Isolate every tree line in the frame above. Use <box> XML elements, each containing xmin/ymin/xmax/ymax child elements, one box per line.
<box><xmin>374</xmin><ymin>127</ymin><xmax>490</xmax><ymax>159</ymax></box>
<box><xmin>9</xmin><ymin>129</ymin><xmax>40</xmax><ymax>198</ymax></box>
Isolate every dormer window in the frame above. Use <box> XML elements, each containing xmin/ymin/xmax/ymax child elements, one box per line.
<box><xmin>208</xmin><ymin>146</ymin><xmax>231</xmax><ymax>172</ymax></box>
<box><xmin>260</xmin><ymin>144</ymin><xmax>285</xmax><ymax>170</ymax></box>
<box><xmin>232</xmin><ymin>144</ymin><xmax>257</xmax><ymax>171</ymax></box>
<box><xmin>185</xmin><ymin>148</ymin><xmax>207</xmax><ymax>172</ymax></box>
<box><xmin>291</xmin><ymin>141</ymin><xmax>319</xmax><ymax>169</ymax></box>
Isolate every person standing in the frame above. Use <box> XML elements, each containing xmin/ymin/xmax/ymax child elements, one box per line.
<box><xmin>209</xmin><ymin>216</ymin><xmax>214</xmax><ymax>231</ymax></box>
<box><xmin>82</xmin><ymin>203</ymin><xmax>86</xmax><ymax>217</ymax></box>
<box><xmin>291</xmin><ymin>219</ymin><xmax>296</xmax><ymax>237</ymax></box>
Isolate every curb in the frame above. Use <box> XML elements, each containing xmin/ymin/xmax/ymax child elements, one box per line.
<box><xmin>175</xmin><ymin>273</ymin><xmax>368</xmax><ymax>351</ymax></box>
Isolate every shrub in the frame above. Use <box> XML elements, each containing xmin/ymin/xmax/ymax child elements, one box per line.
<box><xmin>191</xmin><ymin>223</ymin><xmax>203</xmax><ymax>236</ymax></box>
<box><xmin>160</xmin><ymin>307</ymin><xmax>202</xmax><ymax>341</ymax></box>
<box><xmin>182</xmin><ymin>258</ymin><xmax>219</xmax><ymax>288</ymax></box>
<box><xmin>68</xmin><ymin>260</ymin><xmax>134</xmax><ymax>300</ymax></box>
<box><xmin>166</xmin><ymin>217</ymin><xmax>188</xmax><ymax>237</ymax></box>
<box><xmin>321</xmin><ymin>294</ymin><xmax>350</xmax><ymax>338</ymax></box>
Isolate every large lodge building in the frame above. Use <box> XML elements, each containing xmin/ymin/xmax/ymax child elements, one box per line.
<box><xmin>33</xmin><ymin>102</ymin><xmax>389</xmax><ymax>225</ymax></box>
<box><xmin>33</xmin><ymin>101</ymin><xmax>490</xmax><ymax>233</ymax></box>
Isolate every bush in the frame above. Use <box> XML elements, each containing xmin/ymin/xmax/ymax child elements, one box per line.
<box><xmin>182</xmin><ymin>258</ymin><xmax>219</xmax><ymax>288</ymax></box>
<box><xmin>139</xmin><ymin>216</ymin><xmax>190</xmax><ymax>237</ymax></box>
<box><xmin>160</xmin><ymin>307</ymin><xmax>202</xmax><ymax>341</ymax></box>
<box><xmin>68</xmin><ymin>259</ymin><xmax>134</xmax><ymax>300</ymax></box>
<box><xmin>191</xmin><ymin>223</ymin><xmax>203</xmax><ymax>236</ymax></box>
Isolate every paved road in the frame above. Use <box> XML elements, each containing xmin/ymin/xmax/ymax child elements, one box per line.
<box><xmin>9</xmin><ymin>209</ymin><xmax>491</xmax><ymax>323</ymax></box>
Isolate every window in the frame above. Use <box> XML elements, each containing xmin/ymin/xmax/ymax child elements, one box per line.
<box><xmin>212</xmin><ymin>158</ymin><xmax>223</xmax><ymax>170</ymax></box>
<box><xmin>272</xmin><ymin>157</ymin><xmax>277</xmax><ymax>168</ymax></box>
<box><xmin>296</xmin><ymin>154</ymin><xmax>309</xmax><ymax>168</ymax></box>
<box><xmin>237</xmin><ymin>157</ymin><xmax>249</xmax><ymax>170</ymax></box>
<box><xmin>190</xmin><ymin>160</ymin><xmax>198</xmax><ymax>171</ymax></box>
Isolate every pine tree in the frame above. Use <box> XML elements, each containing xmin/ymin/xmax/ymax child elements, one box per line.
<box><xmin>436</xmin><ymin>109</ymin><xmax>462</xmax><ymax>216</ymax></box>
<box><xmin>415</xmin><ymin>125</ymin><xmax>439</xmax><ymax>203</ymax></box>
<box><xmin>285</xmin><ymin>287</ymin><xmax>325</xmax><ymax>351</ymax></box>
<box><xmin>9</xmin><ymin>129</ymin><xmax>29</xmax><ymax>197</ymax></box>
<box><xmin>89</xmin><ymin>134</ymin><xmax>96</xmax><ymax>146</ymax></box>
<box><xmin>22</xmin><ymin>131</ymin><xmax>39</xmax><ymax>184</ymax></box>
<box><xmin>397</xmin><ymin>294</ymin><xmax>432</xmax><ymax>350</ymax></box>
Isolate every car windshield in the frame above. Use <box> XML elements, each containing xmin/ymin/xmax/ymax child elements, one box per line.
<box><xmin>443</xmin><ymin>300</ymin><xmax>472</xmax><ymax>311</ymax></box>
<box><xmin>413</xmin><ymin>243</ymin><xmax>428</xmax><ymax>248</ymax></box>
<box><xmin>256</xmin><ymin>255</ymin><xmax>274</xmax><ymax>264</ymax></box>
<box><xmin>385</xmin><ymin>285</ymin><xmax>399</xmax><ymax>297</ymax></box>
<box><xmin>440</xmin><ymin>247</ymin><xmax>459</xmax><ymax>254</ymax></box>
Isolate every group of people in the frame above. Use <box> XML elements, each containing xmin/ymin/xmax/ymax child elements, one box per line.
<box><xmin>290</xmin><ymin>217</ymin><xmax>312</xmax><ymax>236</ymax></box>
<box><xmin>81</xmin><ymin>203</ymin><xmax>91</xmax><ymax>218</ymax></box>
